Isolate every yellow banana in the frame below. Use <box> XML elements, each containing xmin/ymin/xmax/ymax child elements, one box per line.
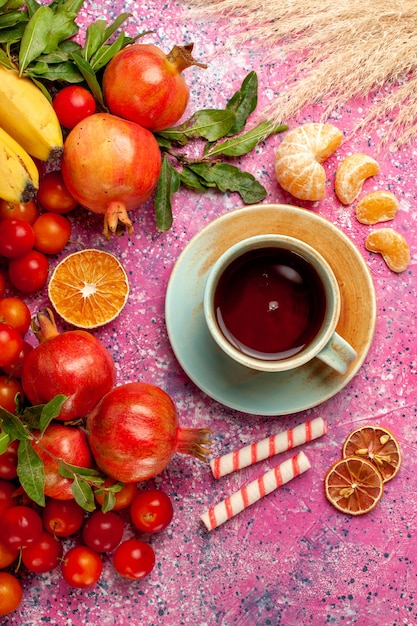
<box><xmin>0</xmin><ymin>126</ymin><xmax>39</xmax><ymax>203</ymax></box>
<box><xmin>0</xmin><ymin>65</ymin><xmax>63</xmax><ymax>162</ymax></box>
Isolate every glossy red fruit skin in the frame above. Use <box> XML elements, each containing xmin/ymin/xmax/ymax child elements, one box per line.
<box><xmin>0</xmin><ymin>441</ymin><xmax>19</xmax><ymax>480</ymax></box>
<box><xmin>103</xmin><ymin>44</ymin><xmax>189</xmax><ymax>131</ymax></box>
<box><xmin>86</xmin><ymin>382</ymin><xmax>179</xmax><ymax>483</ymax></box>
<box><xmin>21</xmin><ymin>310</ymin><xmax>116</xmax><ymax>422</ymax></box>
<box><xmin>61</xmin><ymin>113</ymin><xmax>162</xmax><ymax>238</ymax></box>
<box><xmin>0</xmin><ymin>505</ymin><xmax>43</xmax><ymax>549</ymax></box>
<box><xmin>31</xmin><ymin>423</ymin><xmax>94</xmax><ymax>500</ymax></box>
<box><xmin>1</xmin><ymin>340</ymin><xmax>33</xmax><ymax>379</ymax></box>
<box><xmin>82</xmin><ymin>510</ymin><xmax>124</xmax><ymax>553</ymax></box>
<box><xmin>21</xmin><ymin>530</ymin><xmax>63</xmax><ymax>573</ymax></box>
<box><xmin>42</xmin><ymin>498</ymin><xmax>85</xmax><ymax>537</ymax></box>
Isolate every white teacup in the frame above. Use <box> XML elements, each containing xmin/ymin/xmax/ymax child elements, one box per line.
<box><xmin>203</xmin><ymin>234</ymin><xmax>357</xmax><ymax>374</ymax></box>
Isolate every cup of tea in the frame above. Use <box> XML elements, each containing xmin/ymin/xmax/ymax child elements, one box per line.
<box><xmin>203</xmin><ymin>234</ymin><xmax>357</xmax><ymax>374</ymax></box>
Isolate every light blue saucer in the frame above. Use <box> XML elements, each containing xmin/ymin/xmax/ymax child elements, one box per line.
<box><xmin>165</xmin><ymin>204</ymin><xmax>376</xmax><ymax>416</ymax></box>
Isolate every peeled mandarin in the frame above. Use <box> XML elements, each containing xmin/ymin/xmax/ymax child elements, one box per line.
<box><xmin>355</xmin><ymin>190</ymin><xmax>399</xmax><ymax>224</ymax></box>
<box><xmin>274</xmin><ymin>122</ymin><xmax>343</xmax><ymax>201</ymax></box>
<box><xmin>365</xmin><ymin>228</ymin><xmax>410</xmax><ymax>273</ymax></box>
<box><xmin>335</xmin><ymin>153</ymin><xmax>380</xmax><ymax>205</ymax></box>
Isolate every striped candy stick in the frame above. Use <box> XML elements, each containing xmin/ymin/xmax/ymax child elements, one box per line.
<box><xmin>201</xmin><ymin>450</ymin><xmax>311</xmax><ymax>531</ymax></box>
<box><xmin>210</xmin><ymin>417</ymin><xmax>327</xmax><ymax>479</ymax></box>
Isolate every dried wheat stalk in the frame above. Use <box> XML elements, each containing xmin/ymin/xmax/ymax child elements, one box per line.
<box><xmin>183</xmin><ymin>0</ymin><xmax>417</xmax><ymax>148</ymax></box>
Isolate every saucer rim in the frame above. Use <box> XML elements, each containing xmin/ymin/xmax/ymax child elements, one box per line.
<box><xmin>165</xmin><ymin>204</ymin><xmax>377</xmax><ymax>416</ymax></box>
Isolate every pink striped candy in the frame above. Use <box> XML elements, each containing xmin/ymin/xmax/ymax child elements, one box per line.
<box><xmin>210</xmin><ymin>417</ymin><xmax>327</xmax><ymax>478</ymax></box>
<box><xmin>201</xmin><ymin>450</ymin><xmax>311</xmax><ymax>531</ymax></box>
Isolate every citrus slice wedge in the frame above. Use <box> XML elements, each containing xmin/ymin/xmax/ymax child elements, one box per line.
<box><xmin>48</xmin><ymin>249</ymin><xmax>129</xmax><ymax>329</ymax></box>
<box><xmin>342</xmin><ymin>425</ymin><xmax>401</xmax><ymax>483</ymax></box>
<box><xmin>324</xmin><ymin>456</ymin><xmax>384</xmax><ymax>516</ymax></box>
<box><xmin>335</xmin><ymin>153</ymin><xmax>380</xmax><ymax>205</ymax></box>
<box><xmin>355</xmin><ymin>190</ymin><xmax>399</xmax><ymax>225</ymax></box>
<box><xmin>365</xmin><ymin>228</ymin><xmax>410</xmax><ymax>273</ymax></box>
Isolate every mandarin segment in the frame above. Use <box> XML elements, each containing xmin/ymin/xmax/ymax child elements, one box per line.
<box><xmin>324</xmin><ymin>456</ymin><xmax>384</xmax><ymax>516</ymax></box>
<box><xmin>365</xmin><ymin>228</ymin><xmax>410</xmax><ymax>273</ymax></box>
<box><xmin>355</xmin><ymin>190</ymin><xmax>399</xmax><ymax>225</ymax></box>
<box><xmin>335</xmin><ymin>153</ymin><xmax>380</xmax><ymax>205</ymax></box>
<box><xmin>48</xmin><ymin>249</ymin><xmax>129</xmax><ymax>328</ymax></box>
<box><xmin>342</xmin><ymin>425</ymin><xmax>401</xmax><ymax>483</ymax></box>
<box><xmin>274</xmin><ymin>122</ymin><xmax>343</xmax><ymax>201</ymax></box>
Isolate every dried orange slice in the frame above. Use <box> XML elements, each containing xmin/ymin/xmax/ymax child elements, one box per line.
<box><xmin>324</xmin><ymin>456</ymin><xmax>384</xmax><ymax>516</ymax></box>
<box><xmin>48</xmin><ymin>249</ymin><xmax>129</xmax><ymax>329</ymax></box>
<box><xmin>342</xmin><ymin>425</ymin><xmax>401</xmax><ymax>483</ymax></box>
<box><xmin>365</xmin><ymin>228</ymin><xmax>410</xmax><ymax>273</ymax></box>
<box><xmin>335</xmin><ymin>153</ymin><xmax>380</xmax><ymax>205</ymax></box>
<box><xmin>274</xmin><ymin>123</ymin><xmax>343</xmax><ymax>201</ymax></box>
<box><xmin>355</xmin><ymin>190</ymin><xmax>399</xmax><ymax>225</ymax></box>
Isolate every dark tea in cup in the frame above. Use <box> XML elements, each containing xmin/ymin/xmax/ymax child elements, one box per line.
<box><xmin>213</xmin><ymin>247</ymin><xmax>326</xmax><ymax>361</ymax></box>
<box><xmin>204</xmin><ymin>234</ymin><xmax>357</xmax><ymax>374</ymax></box>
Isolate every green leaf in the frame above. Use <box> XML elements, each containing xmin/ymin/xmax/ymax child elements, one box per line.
<box><xmin>0</xmin><ymin>9</ymin><xmax>27</xmax><ymax>29</ymax></box>
<box><xmin>188</xmin><ymin>162</ymin><xmax>267</xmax><ymax>204</ymax></box>
<box><xmin>71</xmin><ymin>51</ymin><xmax>104</xmax><ymax>106</ymax></box>
<box><xmin>94</xmin><ymin>481</ymin><xmax>123</xmax><ymax>495</ymax></box>
<box><xmin>154</xmin><ymin>156</ymin><xmax>181</xmax><ymax>232</ymax></box>
<box><xmin>39</xmin><ymin>395</ymin><xmax>67</xmax><ymax>435</ymax></box>
<box><xmin>102</xmin><ymin>12</ymin><xmax>132</xmax><ymax>42</ymax></box>
<box><xmin>0</xmin><ymin>22</ymin><xmax>27</xmax><ymax>44</ymax></box>
<box><xmin>28</xmin><ymin>59</ymin><xmax>83</xmax><ymax>82</ymax></box>
<box><xmin>18</xmin><ymin>4</ymin><xmax>54</xmax><ymax>72</ymax></box>
<box><xmin>83</xmin><ymin>13</ymin><xmax>132</xmax><ymax>61</ymax></box>
<box><xmin>30</xmin><ymin>75</ymin><xmax>53</xmax><ymax>100</ymax></box>
<box><xmin>30</xmin><ymin>48</ymin><xmax>70</xmax><ymax>63</ymax></box>
<box><xmin>0</xmin><ymin>48</ymin><xmax>14</xmax><ymax>66</ymax></box>
<box><xmin>43</xmin><ymin>0</ymin><xmax>84</xmax><ymax>53</ymax></box>
<box><xmin>0</xmin><ymin>0</ymin><xmax>25</xmax><ymax>9</ymax></box>
<box><xmin>155</xmin><ymin>128</ymin><xmax>189</xmax><ymax>147</ymax></box>
<box><xmin>226</xmin><ymin>71</ymin><xmax>258</xmax><ymax>135</ymax></box>
<box><xmin>59</xmin><ymin>462</ymin><xmax>102</xmax><ymax>478</ymax></box>
<box><xmin>83</xmin><ymin>19</ymin><xmax>107</xmax><ymax>61</ymax></box>
<box><xmin>156</xmin><ymin>136</ymin><xmax>175</xmax><ymax>150</ymax></box>
<box><xmin>101</xmin><ymin>491</ymin><xmax>115</xmax><ymax>513</ymax></box>
<box><xmin>180</xmin><ymin>166</ymin><xmax>211</xmax><ymax>191</ymax></box>
<box><xmin>25</xmin><ymin>59</ymin><xmax>48</xmax><ymax>73</ymax></box>
<box><xmin>0</xmin><ymin>406</ymin><xmax>30</xmax><ymax>440</ymax></box>
<box><xmin>58</xmin><ymin>38</ymin><xmax>82</xmax><ymax>53</ymax></box>
<box><xmin>17</xmin><ymin>439</ymin><xmax>45</xmax><ymax>506</ymax></box>
<box><xmin>192</xmin><ymin>110</ymin><xmax>237</xmax><ymax>141</ymax></box>
<box><xmin>205</xmin><ymin>121</ymin><xmax>289</xmax><ymax>158</ymax></box>
<box><xmin>0</xmin><ymin>430</ymin><xmax>10</xmax><ymax>454</ymax></box>
<box><xmin>89</xmin><ymin>31</ymin><xmax>127</xmax><ymax>71</ymax></box>
<box><xmin>25</xmin><ymin>0</ymin><xmax>41</xmax><ymax>19</ymax></box>
<box><xmin>20</xmin><ymin>404</ymin><xmax>43</xmax><ymax>429</ymax></box>
<box><xmin>159</xmin><ymin>109</ymin><xmax>237</xmax><ymax>143</ymax></box>
<box><xmin>71</xmin><ymin>476</ymin><xmax>96</xmax><ymax>511</ymax></box>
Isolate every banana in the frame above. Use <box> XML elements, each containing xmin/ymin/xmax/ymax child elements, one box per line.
<box><xmin>0</xmin><ymin>65</ymin><xmax>63</xmax><ymax>162</ymax></box>
<box><xmin>0</xmin><ymin>126</ymin><xmax>39</xmax><ymax>203</ymax></box>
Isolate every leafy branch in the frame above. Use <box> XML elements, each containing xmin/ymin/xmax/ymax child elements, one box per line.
<box><xmin>0</xmin><ymin>2</ymin><xmax>289</xmax><ymax>232</ymax></box>
<box><xmin>154</xmin><ymin>71</ymin><xmax>288</xmax><ymax>231</ymax></box>
<box><xmin>0</xmin><ymin>0</ymin><xmax>149</xmax><ymax>103</ymax></box>
<box><xmin>0</xmin><ymin>396</ymin><xmax>120</xmax><ymax>511</ymax></box>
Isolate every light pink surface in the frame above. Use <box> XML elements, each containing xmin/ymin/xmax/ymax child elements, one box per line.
<box><xmin>5</xmin><ymin>0</ymin><xmax>417</xmax><ymax>624</ymax></box>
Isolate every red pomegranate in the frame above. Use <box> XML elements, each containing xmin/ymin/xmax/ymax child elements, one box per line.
<box><xmin>31</xmin><ymin>423</ymin><xmax>94</xmax><ymax>500</ymax></box>
<box><xmin>21</xmin><ymin>309</ymin><xmax>116</xmax><ymax>421</ymax></box>
<box><xmin>61</xmin><ymin>113</ymin><xmax>162</xmax><ymax>238</ymax></box>
<box><xmin>86</xmin><ymin>382</ymin><xmax>212</xmax><ymax>482</ymax></box>
<box><xmin>102</xmin><ymin>43</ymin><xmax>207</xmax><ymax>132</ymax></box>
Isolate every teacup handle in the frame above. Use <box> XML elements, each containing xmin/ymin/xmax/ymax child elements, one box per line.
<box><xmin>316</xmin><ymin>332</ymin><xmax>357</xmax><ymax>374</ymax></box>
